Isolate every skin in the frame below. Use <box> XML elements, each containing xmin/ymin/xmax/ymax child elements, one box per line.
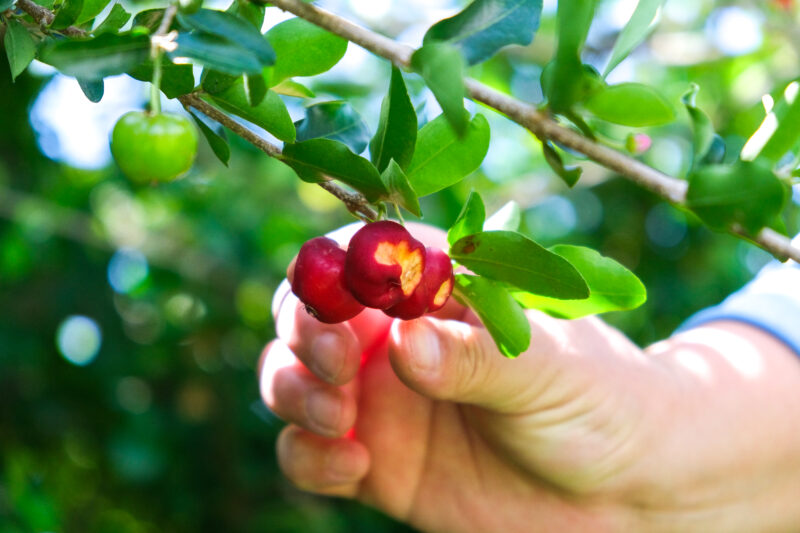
<box><xmin>260</xmin><ymin>223</ymin><xmax>800</xmax><ymax>532</ymax></box>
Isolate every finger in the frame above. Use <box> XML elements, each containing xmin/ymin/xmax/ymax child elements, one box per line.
<box><xmin>388</xmin><ymin>316</ymin><xmax>550</xmax><ymax>413</ymax></box>
<box><xmin>275</xmin><ymin>294</ymin><xmax>363</xmax><ymax>385</ymax></box>
<box><xmin>260</xmin><ymin>341</ymin><xmax>357</xmax><ymax>438</ymax></box>
<box><xmin>277</xmin><ymin>425</ymin><xmax>370</xmax><ymax>497</ymax></box>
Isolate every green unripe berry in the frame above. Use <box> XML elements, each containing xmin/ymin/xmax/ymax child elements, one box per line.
<box><xmin>111</xmin><ymin>111</ymin><xmax>198</xmax><ymax>184</ymax></box>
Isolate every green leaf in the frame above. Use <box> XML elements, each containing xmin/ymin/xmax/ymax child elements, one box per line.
<box><xmin>178</xmin><ymin>9</ymin><xmax>275</xmax><ymax>66</ymax></box>
<box><xmin>542</xmin><ymin>141</ymin><xmax>581</xmax><ymax>187</ymax></box>
<box><xmin>513</xmin><ymin>245</ymin><xmax>646</xmax><ymax>318</ymax></box>
<box><xmin>411</xmin><ymin>42</ymin><xmax>468</xmax><ymax>136</ymax></box>
<box><xmin>295</xmin><ymin>101</ymin><xmax>371</xmax><ymax>154</ymax></box>
<box><xmin>406</xmin><ymin>113</ymin><xmax>490</xmax><ymax>197</ymax></box>
<box><xmin>93</xmin><ymin>4</ymin><xmax>131</xmax><ymax>35</ymax></box>
<box><xmin>244</xmin><ymin>72</ymin><xmax>267</xmax><ymax>107</ymax></box>
<box><xmin>370</xmin><ymin>66</ymin><xmax>417</xmax><ymax>172</ymax></box>
<box><xmin>450</xmin><ymin>231</ymin><xmax>589</xmax><ymax>299</ymax></box>
<box><xmin>687</xmin><ymin>160</ymin><xmax>787</xmax><ymax>234</ymax></box>
<box><xmin>200</xmin><ymin>69</ymin><xmax>239</xmax><ymax>95</ymax></box>
<box><xmin>546</xmin><ymin>0</ymin><xmax>597</xmax><ymax>112</ymax></box>
<box><xmin>681</xmin><ymin>83</ymin><xmax>715</xmax><ymax>164</ymax></box>
<box><xmin>742</xmin><ymin>81</ymin><xmax>800</xmax><ymax>164</ymax></box>
<box><xmin>424</xmin><ymin>0</ymin><xmax>542</xmax><ymax>66</ymax></box>
<box><xmin>380</xmin><ymin>160</ymin><xmax>421</xmax><ymax>217</ymax></box>
<box><xmin>484</xmin><ymin>201</ymin><xmax>521</xmax><ymax>231</ymax></box>
<box><xmin>189</xmin><ymin>110</ymin><xmax>230</xmax><ymax>166</ymax></box>
<box><xmin>51</xmin><ymin>0</ymin><xmax>83</xmax><ymax>29</ymax></box>
<box><xmin>0</xmin><ymin>0</ymin><xmax>16</xmax><ymax>11</ymax></box>
<box><xmin>584</xmin><ymin>82</ymin><xmax>675</xmax><ymax>127</ymax></box>
<box><xmin>39</xmin><ymin>33</ymin><xmax>149</xmax><ymax>79</ymax></box>
<box><xmin>131</xmin><ymin>8</ymin><xmax>172</xmax><ymax>33</ymax></box>
<box><xmin>227</xmin><ymin>0</ymin><xmax>264</xmax><ymax>29</ymax></box>
<box><xmin>210</xmin><ymin>83</ymin><xmax>295</xmax><ymax>142</ymax></box>
<box><xmin>4</xmin><ymin>19</ymin><xmax>36</xmax><ymax>82</ymax></box>
<box><xmin>272</xmin><ymin>79</ymin><xmax>315</xmax><ymax>98</ymax></box>
<box><xmin>603</xmin><ymin>0</ymin><xmax>666</xmax><ymax>77</ymax></box>
<box><xmin>171</xmin><ymin>32</ymin><xmax>265</xmax><ymax>75</ymax></box>
<box><xmin>76</xmin><ymin>0</ymin><xmax>110</xmax><ymax>25</ymax></box>
<box><xmin>265</xmin><ymin>17</ymin><xmax>347</xmax><ymax>86</ymax></box>
<box><xmin>76</xmin><ymin>77</ymin><xmax>103</xmax><ymax>102</ymax></box>
<box><xmin>281</xmin><ymin>139</ymin><xmax>388</xmax><ymax>202</ymax></box>
<box><xmin>452</xmin><ymin>274</ymin><xmax>530</xmax><ymax>358</ymax></box>
<box><xmin>128</xmin><ymin>61</ymin><xmax>195</xmax><ymax>99</ymax></box>
<box><xmin>447</xmin><ymin>190</ymin><xmax>485</xmax><ymax>246</ymax></box>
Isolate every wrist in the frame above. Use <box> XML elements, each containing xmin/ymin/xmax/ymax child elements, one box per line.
<box><xmin>631</xmin><ymin>321</ymin><xmax>800</xmax><ymax>532</ymax></box>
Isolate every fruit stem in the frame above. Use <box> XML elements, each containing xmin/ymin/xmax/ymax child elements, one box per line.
<box><xmin>150</xmin><ymin>49</ymin><xmax>163</xmax><ymax>115</ymax></box>
<box><xmin>393</xmin><ymin>202</ymin><xmax>405</xmax><ymax>225</ymax></box>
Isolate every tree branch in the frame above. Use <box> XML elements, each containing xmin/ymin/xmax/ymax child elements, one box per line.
<box><xmin>16</xmin><ymin>0</ymin><xmax>86</xmax><ymax>37</ymax></box>
<box><xmin>267</xmin><ymin>0</ymin><xmax>800</xmax><ymax>263</ymax></box>
<box><xmin>178</xmin><ymin>94</ymin><xmax>378</xmax><ymax>221</ymax></box>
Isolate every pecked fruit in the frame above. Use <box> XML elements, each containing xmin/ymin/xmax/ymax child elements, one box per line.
<box><xmin>291</xmin><ymin>237</ymin><xmax>365</xmax><ymax>323</ymax></box>
<box><xmin>384</xmin><ymin>247</ymin><xmax>454</xmax><ymax>320</ymax></box>
<box><xmin>345</xmin><ymin>221</ymin><xmax>426</xmax><ymax>309</ymax></box>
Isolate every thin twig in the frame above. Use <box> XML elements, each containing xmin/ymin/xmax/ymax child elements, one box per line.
<box><xmin>178</xmin><ymin>94</ymin><xmax>378</xmax><ymax>221</ymax></box>
<box><xmin>154</xmin><ymin>3</ymin><xmax>178</xmax><ymax>37</ymax></box>
<box><xmin>267</xmin><ymin>0</ymin><xmax>800</xmax><ymax>263</ymax></box>
<box><xmin>16</xmin><ymin>0</ymin><xmax>86</xmax><ymax>37</ymax></box>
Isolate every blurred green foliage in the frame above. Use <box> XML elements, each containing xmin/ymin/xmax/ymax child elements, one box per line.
<box><xmin>1</xmin><ymin>0</ymin><xmax>799</xmax><ymax>531</ymax></box>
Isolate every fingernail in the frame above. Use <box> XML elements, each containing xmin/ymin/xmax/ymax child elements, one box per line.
<box><xmin>310</xmin><ymin>332</ymin><xmax>345</xmax><ymax>382</ymax></box>
<box><xmin>405</xmin><ymin>321</ymin><xmax>441</xmax><ymax>376</ymax></box>
<box><xmin>306</xmin><ymin>389</ymin><xmax>341</xmax><ymax>436</ymax></box>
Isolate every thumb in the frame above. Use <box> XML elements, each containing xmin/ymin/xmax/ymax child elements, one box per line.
<box><xmin>388</xmin><ymin>317</ymin><xmax>537</xmax><ymax>413</ymax></box>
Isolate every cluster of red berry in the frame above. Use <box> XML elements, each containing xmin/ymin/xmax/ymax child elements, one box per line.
<box><xmin>291</xmin><ymin>221</ymin><xmax>455</xmax><ymax>323</ymax></box>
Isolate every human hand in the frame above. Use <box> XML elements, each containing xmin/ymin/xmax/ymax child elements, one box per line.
<box><xmin>260</xmin><ymin>223</ymin><xmax>800</xmax><ymax>533</ymax></box>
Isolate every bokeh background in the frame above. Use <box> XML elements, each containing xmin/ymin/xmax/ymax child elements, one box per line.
<box><xmin>2</xmin><ymin>0</ymin><xmax>799</xmax><ymax>531</ymax></box>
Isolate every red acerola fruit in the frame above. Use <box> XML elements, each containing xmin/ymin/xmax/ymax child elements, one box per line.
<box><xmin>345</xmin><ymin>221</ymin><xmax>426</xmax><ymax>309</ymax></box>
<box><xmin>384</xmin><ymin>247</ymin><xmax>454</xmax><ymax>320</ymax></box>
<box><xmin>291</xmin><ymin>237</ymin><xmax>365</xmax><ymax>323</ymax></box>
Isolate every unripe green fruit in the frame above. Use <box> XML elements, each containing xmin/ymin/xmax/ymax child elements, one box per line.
<box><xmin>178</xmin><ymin>0</ymin><xmax>203</xmax><ymax>14</ymax></box>
<box><xmin>111</xmin><ymin>111</ymin><xmax>198</xmax><ymax>184</ymax></box>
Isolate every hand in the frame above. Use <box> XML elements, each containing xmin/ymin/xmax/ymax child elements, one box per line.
<box><xmin>260</xmin><ymin>223</ymin><xmax>800</xmax><ymax>533</ymax></box>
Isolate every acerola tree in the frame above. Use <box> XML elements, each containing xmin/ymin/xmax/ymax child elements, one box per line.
<box><xmin>2</xmin><ymin>0</ymin><xmax>799</xmax><ymax>358</ymax></box>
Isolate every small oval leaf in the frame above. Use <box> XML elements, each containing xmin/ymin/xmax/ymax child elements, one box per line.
<box><xmin>450</xmin><ymin>231</ymin><xmax>589</xmax><ymax>299</ymax></box>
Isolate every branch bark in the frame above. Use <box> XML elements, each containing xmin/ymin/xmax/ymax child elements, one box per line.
<box><xmin>268</xmin><ymin>0</ymin><xmax>800</xmax><ymax>263</ymax></box>
<box><xmin>178</xmin><ymin>94</ymin><xmax>378</xmax><ymax>221</ymax></box>
<box><xmin>16</xmin><ymin>0</ymin><xmax>86</xmax><ymax>37</ymax></box>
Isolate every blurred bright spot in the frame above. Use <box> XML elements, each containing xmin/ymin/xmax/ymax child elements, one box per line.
<box><xmin>92</xmin><ymin>184</ymin><xmax>147</xmax><ymax>248</ymax></box>
<box><xmin>114</xmin><ymin>296</ymin><xmax>164</xmax><ymax>345</ymax></box>
<box><xmin>645</xmin><ymin>203</ymin><xmax>687</xmax><ymax>248</ymax></box>
<box><xmin>56</xmin><ymin>316</ymin><xmax>102</xmax><ymax>366</ymax></box>
<box><xmin>297</xmin><ymin>181</ymin><xmax>340</xmax><ymax>213</ymax></box>
<box><xmin>706</xmin><ymin>7</ymin><xmax>762</xmax><ymax>56</ymax></box>
<box><xmin>663</xmin><ymin>0</ymin><xmax>703</xmax><ymax>25</ymax></box>
<box><xmin>525</xmin><ymin>196</ymin><xmax>577</xmax><ymax>241</ymax></box>
<box><xmin>645</xmin><ymin>137</ymin><xmax>686</xmax><ymax>177</ymax></box>
<box><xmin>349</xmin><ymin>0</ymin><xmax>392</xmax><ymax>20</ymax></box>
<box><xmin>176</xmin><ymin>381</ymin><xmax>215</xmax><ymax>422</ymax></box>
<box><xmin>482</xmin><ymin>129</ymin><xmax>536</xmax><ymax>180</ymax></box>
<box><xmin>116</xmin><ymin>377</ymin><xmax>153</xmax><ymax>414</ymax></box>
<box><xmin>30</xmin><ymin>75</ymin><xmax>144</xmax><ymax>169</ymax></box>
<box><xmin>164</xmin><ymin>293</ymin><xmax>207</xmax><ymax>328</ymax></box>
<box><xmin>731</xmin><ymin>63</ymin><xmax>770</xmax><ymax>106</ymax></box>
<box><xmin>603</xmin><ymin>0</ymin><xmax>640</xmax><ymax>31</ymax></box>
<box><xmin>108</xmin><ymin>248</ymin><xmax>149</xmax><ymax>294</ymax></box>
<box><xmin>236</xmin><ymin>280</ymin><xmax>272</xmax><ymax>326</ymax></box>
<box><xmin>737</xmin><ymin>242</ymin><xmax>772</xmax><ymax>275</ymax></box>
